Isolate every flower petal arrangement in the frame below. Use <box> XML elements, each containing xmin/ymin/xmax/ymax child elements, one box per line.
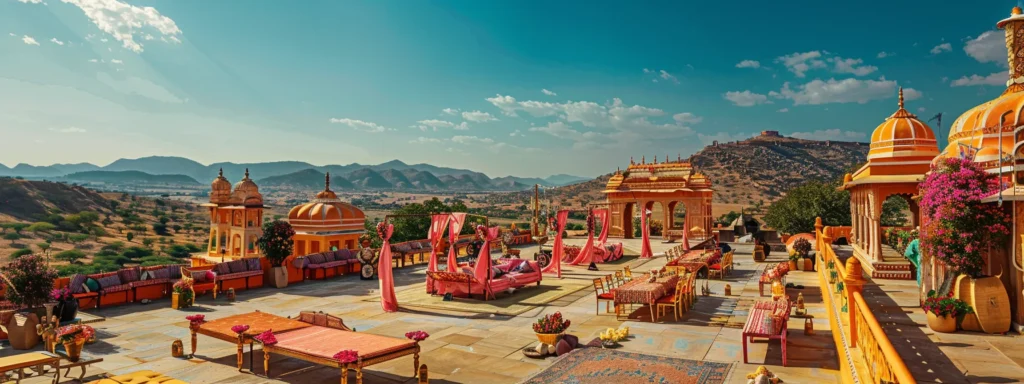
<box><xmin>922</xmin><ymin>290</ymin><xmax>973</xmax><ymax>318</ymax></box>
<box><xmin>185</xmin><ymin>314</ymin><xmax>206</xmax><ymax>327</ymax></box>
<box><xmin>532</xmin><ymin>311</ymin><xmax>570</xmax><ymax>334</ymax></box>
<box><xmin>333</xmin><ymin>349</ymin><xmax>359</xmax><ymax>364</ymax></box>
<box><xmin>404</xmin><ymin>330</ymin><xmax>429</xmax><ymax>341</ymax></box>
<box><xmin>231</xmin><ymin>324</ymin><xmax>250</xmax><ymax>335</ymax></box>
<box><xmin>253</xmin><ymin>329</ymin><xmax>277</xmax><ymax>345</ymax></box>
<box><xmin>56</xmin><ymin>324</ymin><xmax>95</xmax><ymax>344</ymax></box>
<box><xmin>50</xmin><ymin>287</ymin><xmax>73</xmax><ymax>302</ymax></box>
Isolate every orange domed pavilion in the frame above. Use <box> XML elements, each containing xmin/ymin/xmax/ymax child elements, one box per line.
<box><xmin>842</xmin><ymin>88</ymin><xmax>938</xmax><ymax>279</ymax></box>
<box><xmin>202</xmin><ymin>168</ymin><xmax>266</xmax><ymax>259</ymax></box>
<box><xmin>287</xmin><ymin>172</ymin><xmax>366</xmax><ymax>255</ymax></box>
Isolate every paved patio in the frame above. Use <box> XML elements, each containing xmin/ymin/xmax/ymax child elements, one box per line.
<box><xmin>2</xmin><ymin>240</ymin><xmax>842</xmax><ymax>383</ymax></box>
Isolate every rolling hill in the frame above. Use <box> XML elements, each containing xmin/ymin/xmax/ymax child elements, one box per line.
<box><xmin>378</xmin><ymin>169</ymin><xmax>416</xmax><ymax>189</ymax></box>
<box><xmin>0</xmin><ymin>177</ymin><xmax>112</xmax><ymax>221</ymax></box>
<box><xmin>257</xmin><ymin>169</ymin><xmax>355</xmax><ymax>190</ymax></box>
<box><xmin>63</xmin><ymin>171</ymin><xmax>200</xmax><ymax>185</ymax></box>
<box><xmin>346</xmin><ymin>168</ymin><xmax>393</xmax><ymax>189</ymax></box>
<box><xmin>404</xmin><ymin>169</ymin><xmax>445</xmax><ymax>189</ymax></box>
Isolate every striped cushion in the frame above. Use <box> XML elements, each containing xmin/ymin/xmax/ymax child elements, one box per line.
<box><xmin>102</xmin><ymin>283</ymin><xmax>132</xmax><ymax>293</ymax></box>
<box><xmin>245</xmin><ymin>258</ymin><xmax>262</xmax><ymax>271</ymax></box>
<box><xmin>152</xmin><ymin>268</ymin><xmax>170</xmax><ymax>279</ymax></box>
<box><xmin>118</xmin><ymin>267</ymin><xmax>141</xmax><ymax>283</ymax></box>
<box><xmin>307</xmin><ymin>254</ymin><xmax>327</xmax><ymax>264</ymax></box>
<box><xmin>227</xmin><ymin>260</ymin><xmax>247</xmax><ymax>274</ymax></box>
<box><xmin>191</xmin><ymin>271</ymin><xmax>209</xmax><ymax>282</ymax></box>
<box><xmin>95</xmin><ymin>275</ymin><xmax>122</xmax><ymax>289</ymax></box>
<box><xmin>167</xmin><ymin>265</ymin><xmax>182</xmax><ymax>279</ymax></box>
<box><xmin>337</xmin><ymin>249</ymin><xmax>352</xmax><ymax>260</ymax></box>
<box><xmin>215</xmin><ymin>263</ymin><xmax>231</xmax><ymax>275</ymax></box>
<box><xmin>69</xmin><ymin>274</ymin><xmax>87</xmax><ymax>294</ymax></box>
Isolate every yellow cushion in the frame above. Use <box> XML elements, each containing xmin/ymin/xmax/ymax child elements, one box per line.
<box><xmin>87</xmin><ymin>370</ymin><xmax>188</xmax><ymax>384</ymax></box>
<box><xmin>0</xmin><ymin>352</ymin><xmax>59</xmax><ymax>371</ymax></box>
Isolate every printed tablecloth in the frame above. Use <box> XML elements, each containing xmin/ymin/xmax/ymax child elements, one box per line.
<box><xmin>612</xmin><ymin>274</ymin><xmax>679</xmax><ymax>305</ymax></box>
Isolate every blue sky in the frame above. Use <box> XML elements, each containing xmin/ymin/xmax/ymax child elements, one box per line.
<box><xmin>0</xmin><ymin>0</ymin><xmax>1017</xmax><ymax>178</ymax></box>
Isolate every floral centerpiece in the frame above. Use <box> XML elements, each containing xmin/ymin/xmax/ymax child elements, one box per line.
<box><xmin>922</xmin><ymin>290</ymin><xmax>973</xmax><ymax>333</ymax></box>
<box><xmin>185</xmin><ymin>314</ymin><xmax>206</xmax><ymax>330</ymax></box>
<box><xmin>172</xmin><ymin>279</ymin><xmax>194</xmax><ymax>310</ymax></box>
<box><xmin>405</xmin><ymin>330</ymin><xmax>429</xmax><ymax>342</ymax></box>
<box><xmin>792</xmin><ymin>238</ymin><xmax>811</xmax><ymax>257</ymax></box>
<box><xmin>50</xmin><ymin>286</ymin><xmax>78</xmax><ymax>322</ymax></box>
<box><xmin>333</xmin><ymin>349</ymin><xmax>359</xmax><ymax>365</ymax></box>
<box><xmin>55</xmin><ymin>324</ymin><xmax>94</xmax><ymax>362</ymax></box>
<box><xmin>532</xmin><ymin>311</ymin><xmax>570</xmax><ymax>345</ymax></box>
<box><xmin>253</xmin><ymin>329</ymin><xmax>277</xmax><ymax>345</ymax></box>
<box><xmin>231</xmin><ymin>324</ymin><xmax>250</xmax><ymax>335</ymax></box>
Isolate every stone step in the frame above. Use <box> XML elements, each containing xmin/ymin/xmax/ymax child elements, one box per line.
<box><xmin>873</xmin><ymin>262</ymin><xmax>912</xmax><ymax>271</ymax></box>
<box><xmin>870</xmin><ymin>269</ymin><xmax>913</xmax><ymax>280</ymax></box>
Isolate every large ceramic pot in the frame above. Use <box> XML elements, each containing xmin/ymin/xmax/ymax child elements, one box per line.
<box><xmin>63</xmin><ymin>339</ymin><xmax>85</xmax><ymax>362</ymax></box>
<box><xmin>953</xmin><ymin>275</ymin><xmax>1010</xmax><ymax>334</ymax></box>
<box><xmin>535</xmin><ymin>333</ymin><xmax>562</xmax><ymax>346</ymax></box>
<box><xmin>926</xmin><ymin>312</ymin><xmax>956</xmax><ymax>333</ymax></box>
<box><xmin>271</xmin><ymin>266</ymin><xmax>288</xmax><ymax>289</ymax></box>
<box><xmin>55</xmin><ymin>299</ymin><xmax>79</xmax><ymax>323</ymax></box>
<box><xmin>7</xmin><ymin>312</ymin><xmax>40</xmax><ymax>350</ymax></box>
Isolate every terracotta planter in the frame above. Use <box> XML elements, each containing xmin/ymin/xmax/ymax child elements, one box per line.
<box><xmin>927</xmin><ymin>312</ymin><xmax>956</xmax><ymax>333</ymax></box>
<box><xmin>172</xmin><ymin>292</ymin><xmax>192</xmax><ymax>310</ymax></box>
<box><xmin>63</xmin><ymin>339</ymin><xmax>85</xmax><ymax>362</ymax></box>
<box><xmin>271</xmin><ymin>266</ymin><xmax>288</xmax><ymax>289</ymax></box>
<box><xmin>788</xmin><ymin>260</ymin><xmax>798</xmax><ymax>271</ymax></box>
<box><xmin>802</xmin><ymin>258</ymin><xmax>814</xmax><ymax>272</ymax></box>
<box><xmin>954</xmin><ymin>275</ymin><xmax>1010</xmax><ymax>334</ymax></box>
<box><xmin>535</xmin><ymin>333</ymin><xmax>562</xmax><ymax>345</ymax></box>
<box><xmin>7</xmin><ymin>312</ymin><xmax>40</xmax><ymax>350</ymax></box>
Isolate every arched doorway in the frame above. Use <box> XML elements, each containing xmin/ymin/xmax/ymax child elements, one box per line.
<box><xmin>623</xmin><ymin>202</ymin><xmax>635</xmax><ymax>239</ymax></box>
<box><xmin>668</xmin><ymin>201</ymin><xmax>687</xmax><ymax>234</ymax></box>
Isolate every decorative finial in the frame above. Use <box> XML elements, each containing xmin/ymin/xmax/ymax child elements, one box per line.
<box><xmin>641</xmin><ymin>155</ymin><xmax>645</xmax><ymax>164</ymax></box>
<box><xmin>325</xmin><ymin>172</ymin><xmax>331</xmax><ymax>191</ymax></box>
<box><xmin>630</xmin><ymin>156</ymin><xmax>634</xmax><ymax>164</ymax></box>
<box><xmin>677</xmin><ymin>153</ymin><xmax>681</xmax><ymax>161</ymax></box>
<box><xmin>244</xmin><ymin>168</ymin><xmax>250</xmax><ymax>179</ymax></box>
<box><xmin>654</xmin><ymin>155</ymin><xmax>658</xmax><ymax>163</ymax></box>
<box><xmin>218</xmin><ymin>168</ymin><xmax>223</xmax><ymax>177</ymax></box>
<box><xmin>1014</xmin><ymin>6</ymin><xmax>1022</xmax><ymax>15</ymax></box>
<box><xmin>898</xmin><ymin>87</ymin><xmax>904</xmax><ymax>109</ymax></box>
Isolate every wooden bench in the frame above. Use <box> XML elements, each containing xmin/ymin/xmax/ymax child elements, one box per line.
<box><xmin>0</xmin><ymin>351</ymin><xmax>60</xmax><ymax>383</ymax></box>
<box><xmin>742</xmin><ymin>300</ymin><xmax>790</xmax><ymax>366</ymax></box>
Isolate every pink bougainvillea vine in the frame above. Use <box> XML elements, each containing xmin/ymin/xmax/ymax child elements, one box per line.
<box><xmin>919</xmin><ymin>157</ymin><xmax>1009</xmax><ymax>277</ymax></box>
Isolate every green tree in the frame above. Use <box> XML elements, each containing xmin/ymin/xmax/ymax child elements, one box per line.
<box><xmin>126</xmin><ymin>232</ymin><xmax>135</xmax><ymax>242</ymax></box>
<box><xmin>35</xmin><ymin>242</ymin><xmax>50</xmax><ymax>256</ymax></box>
<box><xmin>10</xmin><ymin>249</ymin><xmax>32</xmax><ymax>259</ymax></box>
<box><xmin>110</xmin><ymin>200</ymin><xmax>120</xmax><ymax>210</ymax></box>
<box><xmin>152</xmin><ymin>223</ymin><xmax>169</xmax><ymax>236</ymax></box>
<box><xmin>4</xmin><ymin>233</ymin><xmax>20</xmax><ymax>244</ymax></box>
<box><xmin>256</xmin><ymin>221</ymin><xmax>295</xmax><ymax>267</ymax></box>
<box><xmin>9</xmin><ymin>223</ymin><xmax>28</xmax><ymax>234</ymax></box>
<box><xmin>717</xmin><ymin>211</ymin><xmax>742</xmax><ymax>226</ymax></box>
<box><xmin>764</xmin><ymin>181</ymin><xmax>851</xmax><ymax>234</ymax></box>
<box><xmin>142</xmin><ymin>237</ymin><xmax>155</xmax><ymax>248</ymax></box>
<box><xmin>68</xmin><ymin>233</ymin><xmax>90</xmax><ymax>244</ymax></box>
<box><xmin>27</xmin><ymin>222</ymin><xmax>56</xmax><ymax>233</ymax></box>
<box><xmin>55</xmin><ymin>249</ymin><xmax>86</xmax><ymax>264</ymax></box>
<box><xmin>881</xmin><ymin>195</ymin><xmax>910</xmax><ymax>227</ymax></box>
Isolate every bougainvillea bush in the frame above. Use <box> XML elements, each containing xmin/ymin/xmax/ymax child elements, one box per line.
<box><xmin>919</xmin><ymin>157</ymin><xmax>1009</xmax><ymax>278</ymax></box>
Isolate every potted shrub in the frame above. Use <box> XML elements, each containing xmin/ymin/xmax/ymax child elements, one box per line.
<box><xmin>0</xmin><ymin>254</ymin><xmax>57</xmax><ymax>349</ymax></box>
<box><xmin>922</xmin><ymin>290</ymin><xmax>972</xmax><ymax>333</ymax></box>
<box><xmin>532</xmin><ymin>311</ymin><xmax>570</xmax><ymax>345</ymax></box>
<box><xmin>55</xmin><ymin>324</ymin><xmax>94</xmax><ymax>362</ymax></box>
<box><xmin>172</xmin><ymin>279</ymin><xmax>194</xmax><ymax>310</ymax></box>
<box><xmin>919</xmin><ymin>157</ymin><xmax>1011</xmax><ymax>333</ymax></box>
<box><xmin>787</xmin><ymin>252</ymin><xmax>800</xmax><ymax>271</ymax></box>
<box><xmin>50</xmin><ymin>287</ymin><xmax>78</xmax><ymax>322</ymax></box>
<box><xmin>792</xmin><ymin>238</ymin><xmax>813</xmax><ymax>271</ymax></box>
<box><xmin>256</xmin><ymin>220</ymin><xmax>295</xmax><ymax>289</ymax></box>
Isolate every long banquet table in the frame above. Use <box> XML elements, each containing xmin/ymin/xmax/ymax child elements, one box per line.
<box><xmin>611</xmin><ymin>273</ymin><xmax>679</xmax><ymax>321</ymax></box>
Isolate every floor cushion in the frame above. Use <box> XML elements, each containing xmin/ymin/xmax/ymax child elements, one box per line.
<box><xmin>87</xmin><ymin>370</ymin><xmax>187</xmax><ymax>384</ymax></box>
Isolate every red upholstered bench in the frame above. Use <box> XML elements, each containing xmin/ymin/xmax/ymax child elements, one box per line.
<box><xmin>742</xmin><ymin>300</ymin><xmax>790</xmax><ymax>366</ymax></box>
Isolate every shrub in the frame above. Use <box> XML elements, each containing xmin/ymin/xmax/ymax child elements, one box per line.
<box><xmin>922</xmin><ymin>290</ymin><xmax>973</xmax><ymax>318</ymax></box>
<box><xmin>10</xmin><ymin>249</ymin><xmax>32</xmax><ymax>259</ymax></box>
<box><xmin>257</xmin><ymin>221</ymin><xmax>295</xmax><ymax>267</ymax></box>
<box><xmin>55</xmin><ymin>250</ymin><xmax>86</xmax><ymax>264</ymax></box>
<box><xmin>1</xmin><ymin>255</ymin><xmax>58</xmax><ymax>308</ymax></box>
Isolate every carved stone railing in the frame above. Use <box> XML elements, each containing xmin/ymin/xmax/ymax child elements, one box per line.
<box><xmin>815</xmin><ymin>217</ymin><xmax>915</xmax><ymax>384</ymax></box>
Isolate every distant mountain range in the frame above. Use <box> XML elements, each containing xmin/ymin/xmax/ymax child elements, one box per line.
<box><xmin>0</xmin><ymin>156</ymin><xmax>589</xmax><ymax>191</ymax></box>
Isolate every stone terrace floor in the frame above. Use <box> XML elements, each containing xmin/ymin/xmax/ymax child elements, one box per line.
<box><xmin>834</xmin><ymin>245</ymin><xmax>1024</xmax><ymax>383</ymax></box>
<box><xmin>3</xmin><ymin>240</ymin><xmax>842</xmax><ymax>383</ymax></box>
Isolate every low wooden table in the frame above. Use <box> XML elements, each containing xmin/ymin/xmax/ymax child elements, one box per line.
<box><xmin>0</xmin><ymin>351</ymin><xmax>60</xmax><ymax>384</ymax></box>
<box><xmin>54</xmin><ymin>344</ymin><xmax>105</xmax><ymax>381</ymax></box>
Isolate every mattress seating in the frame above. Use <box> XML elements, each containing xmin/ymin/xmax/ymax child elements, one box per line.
<box><xmin>194</xmin><ymin>311</ymin><xmax>422</xmax><ymax>384</ymax></box>
<box><xmin>430</xmin><ymin>259</ymin><xmax>543</xmax><ymax>300</ymax></box>
<box><xmin>742</xmin><ymin>299</ymin><xmax>791</xmax><ymax>366</ymax></box>
<box><xmin>299</xmin><ymin>249</ymin><xmax>358</xmax><ymax>280</ymax></box>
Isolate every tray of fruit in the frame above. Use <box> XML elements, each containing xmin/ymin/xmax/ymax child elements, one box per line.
<box><xmin>599</xmin><ymin>326</ymin><xmax>629</xmax><ymax>347</ymax></box>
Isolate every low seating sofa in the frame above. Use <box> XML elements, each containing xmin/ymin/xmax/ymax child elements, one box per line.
<box><xmin>295</xmin><ymin>249</ymin><xmax>360</xmax><ymax>280</ymax></box>
<box><xmin>68</xmin><ymin>264</ymin><xmax>187</xmax><ymax>309</ymax></box>
<box><xmin>431</xmin><ymin>259</ymin><xmax>543</xmax><ymax>299</ymax></box>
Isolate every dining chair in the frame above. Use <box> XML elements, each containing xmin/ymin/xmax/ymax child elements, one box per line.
<box><xmin>655</xmin><ymin>279</ymin><xmax>686</xmax><ymax>322</ymax></box>
<box><xmin>592</xmin><ymin>278</ymin><xmax>615</xmax><ymax>315</ymax></box>
<box><xmin>623</xmin><ymin>266</ymin><xmax>633</xmax><ymax>281</ymax></box>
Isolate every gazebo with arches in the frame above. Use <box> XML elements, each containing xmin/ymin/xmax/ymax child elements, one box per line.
<box><xmin>603</xmin><ymin>155</ymin><xmax>713</xmax><ymax>241</ymax></box>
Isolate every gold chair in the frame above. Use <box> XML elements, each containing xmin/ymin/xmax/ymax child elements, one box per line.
<box><xmin>604</xmin><ymin>274</ymin><xmax>616</xmax><ymax>289</ymax></box>
<box><xmin>655</xmin><ymin>279</ymin><xmax>686</xmax><ymax>322</ymax></box>
<box><xmin>614</xmin><ymin>271</ymin><xmax>626</xmax><ymax>286</ymax></box>
<box><xmin>592</xmin><ymin>278</ymin><xmax>615</xmax><ymax>314</ymax></box>
<box><xmin>623</xmin><ymin>266</ymin><xmax>633</xmax><ymax>281</ymax></box>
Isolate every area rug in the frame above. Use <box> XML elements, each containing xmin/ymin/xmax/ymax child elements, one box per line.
<box><xmin>520</xmin><ymin>348</ymin><xmax>731</xmax><ymax>384</ymax></box>
<box><xmin>364</xmin><ymin>280</ymin><xmax>592</xmax><ymax>316</ymax></box>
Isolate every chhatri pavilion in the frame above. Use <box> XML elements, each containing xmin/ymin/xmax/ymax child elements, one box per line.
<box><xmin>202</xmin><ymin>168</ymin><xmax>265</xmax><ymax>259</ymax></box>
<box><xmin>287</xmin><ymin>172</ymin><xmax>366</xmax><ymax>255</ymax></box>
<box><xmin>604</xmin><ymin>155</ymin><xmax>713</xmax><ymax>240</ymax></box>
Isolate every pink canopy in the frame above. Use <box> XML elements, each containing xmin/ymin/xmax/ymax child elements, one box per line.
<box><xmin>596</xmin><ymin>209</ymin><xmax>610</xmax><ymax>245</ymax></box>
<box><xmin>473</xmin><ymin>225</ymin><xmax>501</xmax><ymax>299</ymax></box>
<box><xmin>377</xmin><ymin>223</ymin><xmax>399</xmax><ymax>312</ymax></box>
<box><xmin>570</xmin><ymin>212</ymin><xmax>598</xmax><ymax>266</ymax></box>
<box><xmin>542</xmin><ymin>210</ymin><xmax>569</xmax><ymax>278</ymax></box>
<box><xmin>680</xmin><ymin>226</ymin><xmax>690</xmax><ymax>251</ymax></box>
<box><xmin>447</xmin><ymin>213</ymin><xmax>467</xmax><ymax>272</ymax></box>
<box><xmin>426</xmin><ymin>214</ymin><xmax>449</xmax><ymax>294</ymax></box>
<box><xmin>640</xmin><ymin>208</ymin><xmax>653</xmax><ymax>258</ymax></box>
<box><xmin>572</xmin><ymin>209</ymin><xmax>615</xmax><ymax>265</ymax></box>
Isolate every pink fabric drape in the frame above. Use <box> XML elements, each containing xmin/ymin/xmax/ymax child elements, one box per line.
<box><xmin>473</xmin><ymin>226</ymin><xmax>501</xmax><ymax>298</ymax></box>
<box><xmin>640</xmin><ymin>208</ymin><xmax>653</xmax><ymax>258</ymax></box>
<box><xmin>681</xmin><ymin>226</ymin><xmax>690</xmax><ymax>251</ymax></box>
<box><xmin>447</xmin><ymin>213</ymin><xmax>467</xmax><ymax>272</ymax></box>
<box><xmin>596</xmin><ymin>209</ymin><xmax>610</xmax><ymax>244</ymax></box>
<box><xmin>542</xmin><ymin>210</ymin><xmax>569</xmax><ymax>278</ymax></box>
<box><xmin>426</xmin><ymin>214</ymin><xmax>449</xmax><ymax>294</ymax></box>
<box><xmin>569</xmin><ymin>217</ymin><xmax>596</xmax><ymax>265</ymax></box>
<box><xmin>378</xmin><ymin>223</ymin><xmax>399</xmax><ymax>312</ymax></box>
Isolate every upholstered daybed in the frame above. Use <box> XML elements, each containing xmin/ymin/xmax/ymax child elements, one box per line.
<box><xmin>429</xmin><ymin>259</ymin><xmax>543</xmax><ymax>300</ymax></box>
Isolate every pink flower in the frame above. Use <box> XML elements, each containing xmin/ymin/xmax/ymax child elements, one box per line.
<box><xmin>231</xmin><ymin>324</ymin><xmax>250</xmax><ymax>334</ymax></box>
<box><xmin>333</xmin><ymin>349</ymin><xmax>359</xmax><ymax>364</ymax></box>
<box><xmin>404</xmin><ymin>330</ymin><xmax>430</xmax><ymax>341</ymax></box>
<box><xmin>185</xmin><ymin>314</ymin><xmax>206</xmax><ymax>327</ymax></box>
<box><xmin>253</xmin><ymin>329</ymin><xmax>277</xmax><ymax>345</ymax></box>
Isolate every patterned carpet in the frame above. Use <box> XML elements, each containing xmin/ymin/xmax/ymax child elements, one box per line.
<box><xmin>520</xmin><ymin>348</ymin><xmax>732</xmax><ymax>384</ymax></box>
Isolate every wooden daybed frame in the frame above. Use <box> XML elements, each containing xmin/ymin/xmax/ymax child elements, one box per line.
<box><xmin>192</xmin><ymin>311</ymin><xmax>423</xmax><ymax>384</ymax></box>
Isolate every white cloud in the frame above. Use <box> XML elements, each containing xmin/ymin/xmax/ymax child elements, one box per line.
<box><xmin>509</xmin><ymin>129</ymin><xmax>524</xmax><ymax>137</ymax></box>
<box><xmin>724</xmin><ymin>90</ymin><xmax>771</xmax><ymax>107</ymax></box>
<box><xmin>930</xmin><ymin>42</ymin><xmax>952</xmax><ymax>54</ymax></box>
<box><xmin>877</xmin><ymin>51</ymin><xmax>894</xmax><ymax>58</ymax></box>
<box><xmin>485</xmin><ymin>94</ymin><xmax>520</xmax><ymax>116</ymax></box>
<box><xmin>99</xmin><ymin>38</ymin><xmax>108</xmax><ymax>42</ymax></box>
<box><xmin>409</xmin><ymin>137</ymin><xmax>442</xmax><ymax>144</ymax></box>
<box><xmin>60</xmin><ymin>0</ymin><xmax>183</xmax><ymax>53</ymax></box>
<box><xmin>88</xmin><ymin>59</ymin><xmax>99</xmax><ymax>63</ymax></box>
<box><xmin>541</xmin><ymin>89</ymin><xmax>557</xmax><ymax>96</ymax></box>
<box><xmin>964</xmin><ymin>31</ymin><xmax>1006</xmax><ymax>67</ymax></box>
<box><xmin>769</xmin><ymin>78</ymin><xmax>919</xmax><ymax>106</ymax></box>
<box><xmin>110</xmin><ymin>59</ymin><xmax>123</xmax><ymax>64</ymax></box>
<box><xmin>451</xmin><ymin>135</ymin><xmax>494</xmax><ymax>145</ymax></box>
<box><xmin>414</xmin><ymin>119</ymin><xmax>468</xmax><ymax>131</ymax></box>
<box><xmin>441</xmin><ymin>108</ymin><xmax>459</xmax><ymax>115</ymax></box>
<box><xmin>329</xmin><ymin>118</ymin><xmax>392</xmax><ymax>133</ymax></box>
<box><xmin>950</xmin><ymin>72</ymin><xmax>1004</xmax><ymax>87</ymax></box>
<box><xmin>659</xmin><ymin>70</ymin><xmax>679</xmax><ymax>84</ymax></box>
<box><xmin>791</xmin><ymin>129</ymin><xmax>866</xmax><ymax>141</ymax></box>
<box><xmin>735</xmin><ymin>60</ymin><xmax>761</xmax><ymax>69</ymax></box>
<box><xmin>917</xmin><ymin>107</ymin><xmax>926</xmax><ymax>113</ymax></box>
<box><xmin>697</xmin><ymin>132</ymin><xmax>752</xmax><ymax>145</ymax></box>
<box><xmin>21</xmin><ymin>35</ymin><xmax>39</xmax><ymax>46</ymax></box>
<box><xmin>461</xmin><ymin>110</ymin><xmax>497</xmax><ymax>122</ymax></box>
<box><xmin>672</xmin><ymin>112</ymin><xmax>702</xmax><ymax>125</ymax></box>
<box><xmin>777</xmin><ymin>108</ymin><xmax>789</xmax><ymax>113</ymax></box>
<box><xmin>49</xmin><ymin>38</ymin><xmax>64</xmax><ymax>46</ymax></box>
<box><xmin>49</xmin><ymin>127</ymin><xmax>87</xmax><ymax>133</ymax></box>
<box><xmin>828</xmin><ymin>57</ymin><xmax>877</xmax><ymax>76</ymax></box>
<box><xmin>776</xmin><ymin>51</ymin><xmax>826</xmax><ymax>77</ymax></box>
<box><xmin>17</xmin><ymin>0</ymin><xmax>44</xmax><ymax>3</ymax></box>
<box><xmin>8</xmin><ymin>33</ymin><xmax>15</xmax><ymax>37</ymax></box>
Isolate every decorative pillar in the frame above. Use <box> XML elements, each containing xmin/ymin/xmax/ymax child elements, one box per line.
<box><xmin>814</xmin><ymin>217</ymin><xmax>823</xmax><ymax>250</ymax></box>
<box><xmin>844</xmin><ymin>257</ymin><xmax>865</xmax><ymax>347</ymax></box>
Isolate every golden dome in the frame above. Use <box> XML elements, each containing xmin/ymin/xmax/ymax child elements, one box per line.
<box><xmin>209</xmin><ymin>168</ymin><xmax>232</xmax><ymax>204</ymax></box>
<box><xmin>867</xmin><ymin>88</ymin><xmax>938</xmax><ymax>160</ymax></box>
<box><xmin>231</xmin><ymin>168</ymin><xmax>263</xmax><ymax>206</ymax></box>
<box><xmin>287</xmin><ymin>201</ymin><xmax>365</xmax><ymax>232</ymax></box>
<box><xmin>1014</xmin><ymin>6</ymin><xmax>1023</xmax><ymax>15</ymax></box>
<box><xmin>314</xmin><ymin>172</ymin><xmax>339</xmax><ymax>200</ymax></box>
